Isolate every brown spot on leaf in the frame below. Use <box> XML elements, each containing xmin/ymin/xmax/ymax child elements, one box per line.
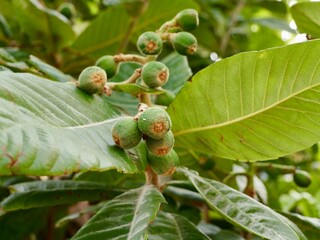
<box><xmin>3</xmin><ymin>147</ymin><xmax>22</xmax><ymax>174</ymax></box>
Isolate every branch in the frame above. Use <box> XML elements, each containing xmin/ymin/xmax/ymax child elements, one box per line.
<box><xmin>117</xmin><ymin>0</ymin><xmax>149</xmax><ymax>53</ymax></box>
<box><xmin>219</xmin><ymin>0</ymin><xmax>246</xmax><ymax>55</ymax></box>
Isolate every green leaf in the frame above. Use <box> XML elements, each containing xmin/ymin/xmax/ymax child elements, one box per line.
<box><xmin>252</xmin><ymin>17</ymin><xmax>295</xmax><ymax>33</ymax></box>
<box><xmin>277</xmin><ymin>213</ymin><xmax>308</xmax><ymax>240</ymax></box>
<box><xmin>72</xmin><ymin>7</ymin><xmax>130</xmax><ymax>57</ymax></box>
<box><xmin>28</xmin><ymin>55</ymin><xmax>74</xmax><ymax>82</ymax></box>
<box><xmin>280</xmin><ymin>212</ymin><xmax>320</xmax><ymax>240</ymax></box>
<box><xmin>56</xmin><ymin>202</ymin><xmax>105</xmax><ymax>228</ymax></box>
<box><xmin>148</xmin><ymin>211</ymin><xmax>210</xmax><ymax>240</ymax></box>
<box><xmin>0</xmin><ymin>208</ymin><xmax>48</xmax><ymax>240</ymax></box>
<box><xmin>1</xmin><ymin>180</ymin><xmax>123</xmax><ymax>211</ymax></box>
<box><xmin>162</xmin><ymin>52</ymin><xmax>192</xmax><ymax>95</ymax></box>
<box><xmin>198</xmin><ymin>222</ymin><xmax>246</xmax><ymax>240</ymax></box>
<box><xmin>12</xmin><ymin>0</ymin><xmax>76</xmax><ymax>50</ymax></box>
<box><xmin>169</xmin><ymin>40</ymin><xmax>320</xmax><ymax>161</ymax></box>
<box><xmin>111</xmin><ymin>83</ymin><xmax>164</xmax><ymax>95</ymax></box>
<box><xmin>72</xmin><ymin>185</ymin><xmax>166</xmax><ymax>240</ymax></box>
<box><xmin>0</xmin><ymin>71</ymin><xmax>138</xmax><ymax>176</ymax></box>
<box><xmin>291</xmin><ymin>2</ymin><xmax>320</xmax><ymax>38</ymax></box>
<box><xmin>163</xmin><ymin>185</ymin><xmax>204</xmax><ymax>203</ymax></box>
<box><xmin>179</xmin><ymin>167</ymin><xmax>302</xmax><ymax>240</ymax></box>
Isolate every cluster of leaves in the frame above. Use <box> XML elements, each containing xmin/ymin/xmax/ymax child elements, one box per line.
<box><xmin>0</xmin><ymin>0</ymin><xmax>320</xmax><ymax>239</ymax></box>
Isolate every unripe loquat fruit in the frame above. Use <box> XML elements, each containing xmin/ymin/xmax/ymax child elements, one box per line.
<box><xmin>138</xmin><ymin>107</ymin><xmax>171</xmax><ymax>140</ymax></box>
<box><xmin>112</xmin><ymin>117</ymin><xmax>142</xmax><ymax>149</ymax></box>
<box><xmin>78</xmin><ymin>66</ymin><xmax>107</xmax><ymax>94</ymax></box>
<box><xmin>137</xmin><ymin>31</ymin><xmax>163</xmax><ymax>56</ymax></box>
<box><xmin>146</xmin><ymin>130</ymin><xmax>174</xmax><ymax>156</ymax></box>
<box><xmin>141</xmin><ymin>61</ymin><xmax>169</xmax><ymax>88</ymax></box>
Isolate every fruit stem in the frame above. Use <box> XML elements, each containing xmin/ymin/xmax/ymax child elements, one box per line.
<box><xmin>254</xmin><ymin>162</ymin><xmax>296</xmax><ymax>174</ymax></box>
<box><xmin>114</xmin><ymin>53</ymin><xmax>149</xmax><ymax>64</ymax></box>
<box><xmin>219</xmin><ymin>0</ymin><xmax>246</xmax><ymax>55</ymax></box>
<box><xmin>145</xmin><ymin>165</ymin><xmax>160</xmax><ymax>189</ymax></box>
<box><xmin>139</xmin><ymin>92</ymin><xmax>152</xmax><ymax>106</ymax></box>
<box><xmin>160</xmin><ymin>32</ymin><xmax>172</xmax><ymax>41</ymax></box>
<box><xmin>244</xmin><ymin>162</ymin><xmax>255</xmax><ymax>198</ymax></box>
<box><xmin>103</xmin><ymin>68</ymin><xmax>142</xmax><ymax>96</ymax></box>
<box><xmin>157</xmin><ymin>19</ymin><xmax>177</xmax><ymax>34</ymax></box>
<box><xmin>222</xmin><ymin>171</ymin><xmax>248</xmax><ymax>184</ymax></box>
<box><xmin>140</xmin><ymin>90</ymin><xmax>160</xmax><ymax>189</ymax></box>
<box><xmin>124</xmin><ymin>68</ymin><xmax>142</xmax><ymax>84</ymax></box>
<box><xmin>117</xmin><ymin>0</ymin><xmax>149</xmax><ymax>53</ymax></box>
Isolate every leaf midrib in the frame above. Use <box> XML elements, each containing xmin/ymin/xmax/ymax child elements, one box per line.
<box><xmin>174</xmin><ymin>81</ymin><xmax>320</xmax><ymax>137</ymax></box>
<box><xmin>185</xmin><ymin>169</ymin><xmax>297</xmax><ymax>240</ymax></box>
<box><xmin>127</xmin><ymin>186</ymin><xmax>148</xmax><ymax>239</ymax></box>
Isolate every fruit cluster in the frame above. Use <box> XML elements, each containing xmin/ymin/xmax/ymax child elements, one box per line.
<box><xmin>75</xmin><ymin>9</ymin><xmax>200</xmax><ymax>177</ymax></box>
<box><xmin>76</xmin><ymin>8</ymin><xmax>199</xmax><ymax>95</ymax></box>
<box><xmin>136</xmin><ymin>8</ymin><xmax>199</xmax><ymax>56</ymax></box>
<box><xmin>112</xmin><ymin>105</ymin><xmax>179</xmax><ymax>175</ymax></box>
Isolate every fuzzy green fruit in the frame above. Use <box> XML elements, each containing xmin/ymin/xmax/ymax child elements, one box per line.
<box><xmin>141</xmin><ymin>61</ymin><xmax>169</xmax><ymax>88</ymax></box>
<box><xmin>175</xmin><ymin>9</ymin><xmax>199</xmax><ymax>31</ymax></box>
<box><xmin>146</xmin><ymin>131</ymin><xmax>174</xmax><ymax>156</ymax></box>
<box><xmin>148</xmin><ymin>150</ymin><xmax>179</xmax><ymax>175</ymax></box>
<box><xmin>138</xmin><ymin>107</ymin><xmax>171</xmax><ymax>140</ymax></box>
<box><xmin>95</xmin><ymin>55</ymin><xmax>119</xmax><ymax>78</ymax></box>
<box><xmin>293</xmin><ymin>170</ymin><xmax>312</xmax><ymax>188</ymax></box>
<box><xmin>112</xmin><ymin>117</ymin><xmax>142</xmax><ymax>149</ymax></box>
<box><xmin>137</xmin><ymin>31</ymin><xmax>163</xmax><ymax>56</ymax></box>
<box><xmin>155</xmin><ymin>91</ymin><xmax>175</xmax><ymax>106</ymax></box>
<box><xmin>78</xmin><ymin>66</ymin><xmax>107</xmax><ymax>94</ymax></box>
<box><xmin>171</xmin><ymin>32</ymin><xmax>197</xmax><ymax>55</ymax></box>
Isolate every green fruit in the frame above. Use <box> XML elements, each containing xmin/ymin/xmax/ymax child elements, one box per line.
<box><xmin>95</xmin><ymin>55</ymin><xmax>119</xmax><ymax>78</ymax></box>
<box><xmin>78</xmin><ymin>66</ymin><xmax>107</xmax><ymax>94</ymax></box>
<box><xmin>112</xmin><ymin>117</ymin><xmax>142</xmax><ymax>149</ymax></box>
<box><xmin>171</xmin><ymin>32</ymin><xmax>197</xmax><ymax>55</ymax></box>
<box><xmin>148</xmin><ymin>150</ymin><xmax>179</xmax><ymax>175</ymax></box>
<box><xmin>155</xmin><ymin>91</ymin><xmax>175</xmax><ymax>106</ymax></box>
<box><xmin>138</xmin><ymin>107</ymin><xmax>171</xmax><ymax>140</ymax></box>
<box><xmin>293</xmin><ymin>170</ymin><xmax>312</xmax><ymax>188</ymax></box>
<box><xmin>175</xmin><ymin>9</ymin><xmax>199</xmax><ymax>31</ymax></box>
<box><xmin>146</xmin><ymin>130</ymin><xmax>174</xmax><ymax>156</ymax></box>
<box><xmin>137</xmin><ymin>31</ymin><xmax>163</xmax><ymax>56</ymax></box>
<box><xmin>58</xmin><ymin>3</ymin><xmax>76</xmax><ymax>19</ymax></box>
<box><xmin>141</xmin><ymin>61</ymin><xmax>169</xmax><ymax>88</ymax></box>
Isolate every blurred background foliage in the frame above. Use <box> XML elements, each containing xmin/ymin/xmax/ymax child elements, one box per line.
<box><xmin>0</xmin><ymin>0</ymin><xmax>313</xmax><ymax>76</ymax></box>
<box><xmin>0</xmin><ymin>0</ymin><xmax>320</xmax><ymax>239</ymax></box>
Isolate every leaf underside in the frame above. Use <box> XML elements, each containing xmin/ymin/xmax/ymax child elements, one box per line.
<box><xmin>179</xmin><ymin>168</ymin><xmax>303</xmax><ymax>240</ymax></box>
<box><xmin>291</xmin><ymin>2</ymin><xmax>320</xmax><ymax>38</ymax></box>
<box><xmin>71</xmin><ymin>185</ymin><xmax>166</xmax><ymax>240</ymax></box>
<box><xmin>0</xmin><ymin>72</ymin><xmax>138</xmax><ymax>176</ymax></box>
<box><xmin>148</xmin><ymin>211</ymin><xmax>210</xmax><ymax>240</ymax></box>
<box><xmin>1</xmin><ymin>180</ymin><xmax>123</xmax><ymax>211</ymax></box>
